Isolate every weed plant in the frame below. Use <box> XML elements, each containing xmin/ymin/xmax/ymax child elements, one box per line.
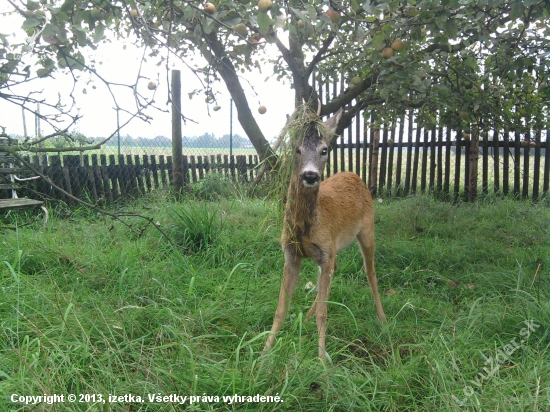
<box><xmin>170</xmin><ymin>203</ymin><xmax>223</xmax><ymax>252</ymax></box>
<box><xmin>0</xmin><ymin>191</ymin><xmax>549</xmax><ymax>411</ymax></box>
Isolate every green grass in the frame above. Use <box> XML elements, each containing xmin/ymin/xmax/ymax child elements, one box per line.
<box><xmin>1</xmin><ymin>190</ymin><xmax>549</xmax><ymax>411</ymax></box>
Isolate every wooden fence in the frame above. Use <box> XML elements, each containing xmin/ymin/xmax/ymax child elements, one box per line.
<box><xmin>328</xmin><ymin>115</ymin><xmax>549</xmax><ymax>201</ymax></box>
<box><xmin>312</xmin><ymin>69</ymin><xmax>549</xmax><ymax>202</ymax></box>
<box><xmin>4</xmin><ymin>121</ymin><xmax>549</xmax><ymax>204</ymax></box>
<box><xmin>10</xmin><ymin>153</ymin><xmax>259</xmax><ymax>204</ymax></box>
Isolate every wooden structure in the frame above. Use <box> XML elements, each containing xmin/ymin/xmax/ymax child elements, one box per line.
<box><xmin>16</xmin><ymin>153</ymin><xmax>259</xmax><ymax>204</ymax></box>
<box><xmin>326</xmin><ymin>117</ymin><xmax>549</xmax><ymax>202</ymax></box>
<box><xmin>0</xmin><ymin>139</ymin><xmax>48</xmax><ymax>225</ymax></box>
<box><xmin>4</xmin><ymin>113</ymin><xmax>549</xmax><ymax>204</ymax></box>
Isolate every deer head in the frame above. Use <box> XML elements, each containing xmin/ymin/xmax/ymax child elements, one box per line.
<box><xmin>294</xmin><ymin>108</ymin><xmax>343</xmax><ymax>188</ymax></box>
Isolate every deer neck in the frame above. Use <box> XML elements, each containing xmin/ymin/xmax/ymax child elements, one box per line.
<box><xmin>282</xmin><ymin>177</ymin><xmax>320</xmax><ymax>247</ymax></box>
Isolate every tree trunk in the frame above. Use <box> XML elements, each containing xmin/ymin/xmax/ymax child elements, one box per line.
<box><xmin>203</xmin><ymin>32</ymin><xmax>275</xmax><ymax>165</ymax></box>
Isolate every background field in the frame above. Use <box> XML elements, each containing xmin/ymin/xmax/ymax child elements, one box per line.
<box><xmin>1</xmin><ymin>183</ymin><xmax>549</xmax><ymax>411</ymax></box>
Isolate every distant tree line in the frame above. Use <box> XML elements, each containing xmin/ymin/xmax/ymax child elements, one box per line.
<box><xmin>5</xmin><ymin>133</ymin><xmax>253</xmax><ymax>150</ymax></box>
<box><xmin>103</xmin><ymin>133</ymin><xmax>253</xmax><ymax>149</ymax></box>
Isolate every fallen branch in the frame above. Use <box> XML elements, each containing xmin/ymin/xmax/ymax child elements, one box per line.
<box><xmin>0</xmin><ymin>213</ymin><xmax>42</xmax><ymax>230</ymax></box>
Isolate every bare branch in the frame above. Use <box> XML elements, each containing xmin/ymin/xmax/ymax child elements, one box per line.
<box><xmin>306</xmin><ymin>32</ymin><xmax>338</xmax><ymax>78</ymax></box>
<box><xmin>8</xmin><ymin>151</ymin><xmax>184</xmax><ymax>250</ymax></box>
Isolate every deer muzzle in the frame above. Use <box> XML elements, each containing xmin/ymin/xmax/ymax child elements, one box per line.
<box><xmin>301</xmin><ymin>170</ymin><xmax>320</xmax><ymax>187</ymax></box>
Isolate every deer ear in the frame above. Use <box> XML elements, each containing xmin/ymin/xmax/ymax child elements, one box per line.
<box><xmin>323</xmin><ymin>108</ymin><xmax>343</xmax><ymax>137</ymax></box>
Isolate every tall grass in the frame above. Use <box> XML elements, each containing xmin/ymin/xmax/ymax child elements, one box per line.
<box><xmin>170</xmin><ymin>203</ymin><xmax>223</xmax><ymax>252</ymax></box>
<box><xmin>1</xmin><ymin>192</ymin><xmax>549</xmax><ymax>411</ymax></box>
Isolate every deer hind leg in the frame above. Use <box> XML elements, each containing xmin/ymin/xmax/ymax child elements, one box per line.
<box><xmin>357</xmin><ymin>230</ymin><xmax>387</xmax><ymax>322</ymax></box>
<box><xmin>263</xmin><ymin>250</ymin><xmax>302</xmax><ymax>352</ymax></box>
<box><xmin>314</xmin><ymin>256</ymin><xmax>336</xmax><ymax>360</ymax></box>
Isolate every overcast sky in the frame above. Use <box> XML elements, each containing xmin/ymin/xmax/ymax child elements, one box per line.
<box><xmin>0</xmin><ymin>5</ymin><xmax>295</xmax><ymax>142</ymax></box>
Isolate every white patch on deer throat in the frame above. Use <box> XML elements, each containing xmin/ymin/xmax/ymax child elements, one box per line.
<box><xmin>302</xmin><ymin>180</ymin><xmax>319</xmax><ymax>188</ymax></box>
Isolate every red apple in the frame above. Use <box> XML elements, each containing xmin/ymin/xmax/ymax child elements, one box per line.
<box><xmin>326</xmin><ymin>8</ymin><xmax>341</xmax><ymax>22</ymax></box>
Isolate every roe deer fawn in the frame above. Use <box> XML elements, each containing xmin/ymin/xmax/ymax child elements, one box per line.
<box><xmin>263</xmin><ymin>107</ymin><xmax>387</xmax><ymax>360</ymax></box>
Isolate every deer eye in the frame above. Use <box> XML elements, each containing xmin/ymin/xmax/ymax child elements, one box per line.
<box><xmin>321</xmin><ymin>148</ymin><xmax>328</xmax><ymax>156</ymax></box>
<box><xmin>296</xmin><ymin>147</ymin><xmax>302</xmax><ymax>154</ymax></box>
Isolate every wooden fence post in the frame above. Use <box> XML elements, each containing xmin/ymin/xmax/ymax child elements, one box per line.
<box><xmin>369</xmin><ymin>129</ymin><xmax>380</xmax><ymax>195</ymax></box>
<box><xmin>543</xmin><ymin>128</ymin><xmax>550</xmax><ymax>198</ymax></box>
<box><xmin>468</xmin><ymin>125</ymin><xmax>479</xmax><ymax>201</ymax></box>
<box><xmin>171</xmin><ymin>70</ymin><xmax>184</xmax><ymax>193</ymax></box>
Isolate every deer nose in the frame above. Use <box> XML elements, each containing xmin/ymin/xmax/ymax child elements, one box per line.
<box><xmin>301</xmin><ymin>170</ymin><xmax>320</xmax><ymax>186</ymax></box>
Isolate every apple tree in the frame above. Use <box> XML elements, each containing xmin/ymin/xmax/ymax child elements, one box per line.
<box><xmin>1</xmin><ymin>0</ymin><xmax>549</xmax><ymax>161</ymax></box>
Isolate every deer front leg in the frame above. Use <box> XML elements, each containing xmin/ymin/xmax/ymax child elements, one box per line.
<box><xmin>315</xmin><ymin>257</ymin><xmax>335</xmax><ymax>360</ymax></box>
<box><xmin>304</xmin><ymin>266</ymin><xmax>321</xmax><ymax>323</ymax></box>
<box><xmin>305</xmin><ymin>260</ymin><xmax>337</xmax><ymax>323</ymax></box>
<box><xmin>263</xmin><ymin>250</ymin><xmax>302</xmax><ymax>352</ymax></box>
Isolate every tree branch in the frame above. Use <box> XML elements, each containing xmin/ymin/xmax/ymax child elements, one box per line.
<box><xmin>321</xmin><ymin>73</ymin><xmax>379</xmax><ymax>116</ymax></box>
<box><xmin>8</xmin><ymin>151</ymin><xmax>183</xmax><ymax>250</ymax></box>
<box><xmin>306</xmin><ymin>32</ymin><xmax>338</xmax><ymax>78</ymax></box>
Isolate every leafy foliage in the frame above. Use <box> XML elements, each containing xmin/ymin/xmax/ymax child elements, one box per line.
<box><xmin>191</xmin><ymin>173</ymin><xmax>244</xmax><ymax>201</ymax></box>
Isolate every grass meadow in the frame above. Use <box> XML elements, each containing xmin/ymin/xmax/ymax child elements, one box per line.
<box><xmin>1</xmin><ymin>179</ymin><xmax>549</xmax><ymax>411</ymax></box>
